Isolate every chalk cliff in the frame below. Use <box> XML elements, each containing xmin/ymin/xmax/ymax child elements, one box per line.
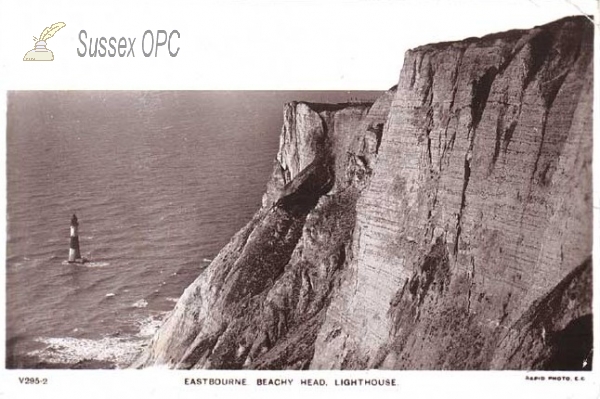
<box><xmin>135</xmin><ymin>16</ymin><xmax>593</xmax><ymax>370</ymax></box>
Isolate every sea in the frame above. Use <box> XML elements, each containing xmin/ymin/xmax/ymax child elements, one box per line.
<box><xmin>6</xmin><ymin>90</ymin><xmax>381</xmax><ymax>369</ymax></box>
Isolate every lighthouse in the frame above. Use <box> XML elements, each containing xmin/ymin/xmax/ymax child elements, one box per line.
<box><xmin>68</xmin><ymin>214</ymin><xmax>82</xmax><ymax>263</ymax></box>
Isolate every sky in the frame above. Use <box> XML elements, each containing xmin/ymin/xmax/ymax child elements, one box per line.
<box><xmin>0</xmin><ymin>0</ymin><xmax>596</xmax><ymax>90</ymax></box>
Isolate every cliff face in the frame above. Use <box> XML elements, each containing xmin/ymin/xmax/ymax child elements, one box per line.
<box><xmin>136</xmin><ymin>16</ymin><xmax>593</xmax><ymax>370</ymax></box>
<box><xmin>134</xmin><ymin>95</ymin><xmax>394</xmax><ymax>369</ymax></box>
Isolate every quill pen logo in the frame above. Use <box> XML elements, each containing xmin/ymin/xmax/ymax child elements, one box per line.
<box><xmin>23</xmin><ymin>22</ymin><xmax>66</xmax><ymax>61</ymax></box>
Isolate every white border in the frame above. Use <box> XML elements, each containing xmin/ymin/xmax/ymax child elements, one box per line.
<box><xmin>1</xmin><ymin>1</ymin><xmax>598</xmax><ymax>398</ymax></box>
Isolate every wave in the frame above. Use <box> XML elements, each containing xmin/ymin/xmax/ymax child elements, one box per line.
<box><xmin>82</xmin><ymin>261</ymin><xmax>111</xmax><ymax>268</ymax></box>
<box><xmin>136</xmin><ymin>315</ymin><xmax>163</xmax><ymax>338</ymax></box>
<box><xmin>59</xmin><ymin>260</ymin><xmax>111</xmax><ymax>268</ymax></box>
<box><xmin>131</xmin><ymin>299</ymin><xmax>148</xmax><ymax>308</ymax></box>
<box><xmin>28</xmin><ymin>336</ymin><xmax>143</xmax><ymax>368</ymax></box>
<box><xmin>28</xmin><ymin>314</ymin><xmax>166</xmax><ymax>368</ymax></box>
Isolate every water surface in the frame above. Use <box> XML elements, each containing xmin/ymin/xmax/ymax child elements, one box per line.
<box><xmin>6</xmin><ymin>90</ymin><xmax>381</xmax><ymax>368</ymax></box>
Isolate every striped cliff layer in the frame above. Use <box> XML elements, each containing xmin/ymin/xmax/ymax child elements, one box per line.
<box><xmin>135</xmin><ymin>16</ymin><xmax>593</xmax><ymax>370</ymax></box>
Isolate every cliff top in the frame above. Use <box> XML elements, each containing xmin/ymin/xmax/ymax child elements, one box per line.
<box><xmin>289</xmin><ymin>101</ymin><xmax>374</xmax><ymax>113</ymax></box>
<box><xmin>410</xmin><ymin>15</ymin><xmax>593</xmax><ymax>53</ymax></box>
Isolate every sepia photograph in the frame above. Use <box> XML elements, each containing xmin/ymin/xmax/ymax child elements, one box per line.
<box><xmin>6</xmin><ymin>12</ymin><xmax>594</xmax><ymax>372</ymax></box>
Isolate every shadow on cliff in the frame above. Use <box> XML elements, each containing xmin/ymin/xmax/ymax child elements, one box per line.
<box><xmin>488</xmin><ymin>257</ymin><xmax>593</xmax><ymax>370</ymax></box>
<box><xmin>545</xmin><ymin>314</ymin><xmax>592</xmax><ymax>371</ymax></box>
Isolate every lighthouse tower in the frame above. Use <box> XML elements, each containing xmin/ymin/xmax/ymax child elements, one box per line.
<box><xmin>68</xmin><ymin>214</ymin><xmax>82</xmax><ymax>263</ymax></box>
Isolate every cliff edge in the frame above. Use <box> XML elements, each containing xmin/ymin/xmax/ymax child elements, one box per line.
<box><xmin>135</xmin><ymin>16</ymin><xmax>593</xmax><ymax>370</ymax></box>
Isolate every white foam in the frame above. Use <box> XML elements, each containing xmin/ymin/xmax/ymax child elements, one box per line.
<box><xmin>165</xmin><ymin>297</ymin><xmax>179</xmax><ymax>303</ymax></box>
<box><xmin>202</xmin><ymin>258</ymin><xmax>213</xmax><ymax>263</ymax></box>
<box><xmin>84</xmin><ymin>261</ymin><xmax>110</xmax><ymax>268</ymax></box>
<box><xmin>29</xmin><ymin>336</ymin><xmax>143</xmax><ymax>368</ymax></box>
<box><xmin>59</xmin><ymin>260</ymin><xmax>110</xmax><ymax>268</ymax></box>
<box><xmin>136</xmin><ymin>316</ymin><xmax>163</xmax><ymax>338</ymax></box>
<box><xmin>105</xmin><ymin>293</ymin><xmax>115</xmax><ymax>298</ymax></box>
<box><xmin>131</xmin><ymin>299</ymin><xmax>148</xmax><ymax>308</ymax></box>
<box><xmin>28</xmin><ymin>315</ymin><xmax>167</xmax><ymax>368</ymax></box>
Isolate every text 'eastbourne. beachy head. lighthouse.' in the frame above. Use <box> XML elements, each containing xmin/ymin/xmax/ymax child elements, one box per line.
<box><xmin>68</xmin><ymin>214</ymin><xmax>82</xmax><ymax>263</ymax></box>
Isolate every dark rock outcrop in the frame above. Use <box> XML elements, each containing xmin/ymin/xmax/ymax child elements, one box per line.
<box><xmin>135</xmin><ymin>16</ymin><xmax>593</xmax><ymax>370</ymax></box>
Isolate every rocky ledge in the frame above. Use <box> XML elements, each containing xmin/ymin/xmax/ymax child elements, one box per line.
<box><xmin>134</xmin><ymin>16</ymin><xmax>593</xmax><ymax>370</ymax></box>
